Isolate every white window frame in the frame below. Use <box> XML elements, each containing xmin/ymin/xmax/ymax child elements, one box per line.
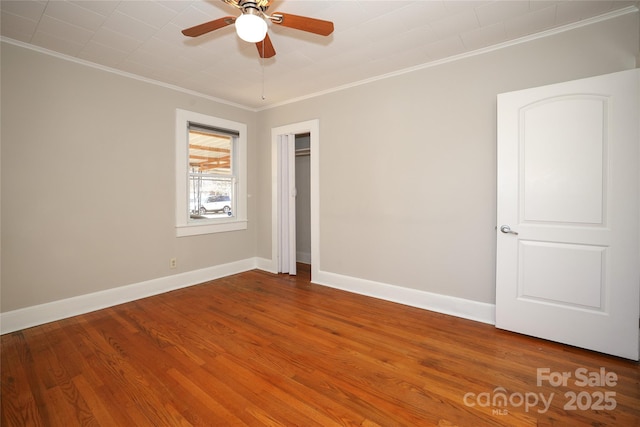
<box><xmin>175</xmin><ymin>109</ymin><xmax>247</xmax><ymax>237</ymax></box>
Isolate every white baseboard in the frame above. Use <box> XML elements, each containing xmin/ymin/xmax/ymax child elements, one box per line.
<box><xmin>255</xmin><ymin>257</ymin><xmax>277</xmax><ymax>274</ymax></box>
<box><xmin>313</xmin><ymin>270</ymin><xmax>496</xmax><ymax>325</ymax></box>
<box><xmin>0</xmin><ymin>258</ymin><xmax>259</xmax><ymax>335</ymax></box>
<box><xmin>1</xmin><ymin>259</ymin><xmax>495</xmax><ymax>335</ymax></box>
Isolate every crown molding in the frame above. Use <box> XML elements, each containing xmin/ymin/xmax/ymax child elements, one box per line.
<box><xmin>258</xmin><ymin>5</ymin><xmax>640</xmax><ymax>111</ymax></box>
<box><xmin>2</xmin><ymin>5</ymin><xmax>637</xmax><ymax>113</ymax></box>
<box><xmin>0</xmin><ymin>36</ymin><xmax>258</xmax><ymax>112</ymax></box>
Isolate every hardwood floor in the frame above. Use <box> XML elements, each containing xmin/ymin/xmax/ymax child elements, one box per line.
<box><xmin>2</xmin><ymin>264</ymin><xmax>639</xmax><ymax>426</ymax></box>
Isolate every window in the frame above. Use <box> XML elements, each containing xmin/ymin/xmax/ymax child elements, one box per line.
<box><xmin>188</xmin><ymin>124</ymin><xmax>235</xmax><ymax>217</ymax></box>
<box><xmin>175</xmin><ymin>109</ymin><xmax>247</xmax><ymax>236</ymax></box>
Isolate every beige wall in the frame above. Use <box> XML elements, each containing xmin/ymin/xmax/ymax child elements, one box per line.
<box><xmin>1</xmin><ymin>43</ymin><xmax>258</xmax><ymax>312</ymax></box>
<box><xmin>256</xmin><ymin>12</ymin><xmax>639</xmax><ymax>304</ymax></box>
<box><xmin>1</xmin><ymin>11</ymin><xmax>638</xmax><ymax>315</ymax></box>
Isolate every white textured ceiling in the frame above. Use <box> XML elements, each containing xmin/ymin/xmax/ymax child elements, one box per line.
<box><xmin>1</xmin><ymin>0</ymin><xmax>638</xmax><ymax>109</ymax></box>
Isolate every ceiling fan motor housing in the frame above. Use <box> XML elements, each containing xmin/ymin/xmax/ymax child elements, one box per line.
<box><xmin>226</xmin><ymin>0</ymin><xmax>271</xmax><ymax>14</ymax></box>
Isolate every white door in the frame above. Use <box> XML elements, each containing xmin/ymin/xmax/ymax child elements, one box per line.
<box><xmin>496</xmin><ymin>69</ymin><xmax>639</xmax><ymax>360</ymax></box>
<box><xmin>277</xmin><ymin>133</ymin><xmax>297</xmax><ymax>275</ymax></box>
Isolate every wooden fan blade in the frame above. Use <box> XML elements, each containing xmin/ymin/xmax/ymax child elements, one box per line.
<box><xmin>182</xmin><ymin>16</ymin><xmax>235</xmax><ymax>37</ymax></box>
<box><xmin>271</xmin><ymin>12</ymin><xmax>334</xmax><ymax>36</ymax></box>
<box><xmin>256</xmin><ymin>33</ymin><xmax>276</xmax><ymax>58</ymax></box>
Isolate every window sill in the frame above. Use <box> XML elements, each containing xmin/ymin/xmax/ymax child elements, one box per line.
<box><xmin>176</xmin><ymin>219</ymin><xmax>247</xmax><ymax>237</ymax></box>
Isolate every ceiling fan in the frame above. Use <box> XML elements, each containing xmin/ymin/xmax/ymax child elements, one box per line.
<box><xmin>181</xmin><ymin>0</ymin><xmax>334</xmax><ymax>59</ymax></box>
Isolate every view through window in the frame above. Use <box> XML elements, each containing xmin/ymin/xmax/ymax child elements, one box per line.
<box><xmin>188</xmin><ymin>123</ymin><xmax>237</xmax><ymax>221</ymax></box>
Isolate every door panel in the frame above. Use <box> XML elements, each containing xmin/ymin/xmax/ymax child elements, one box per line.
<box><xmin>522</xmin><ymin>96</ymin><xmax>606</xmax><ymax>224</ymax></box>
<box><xmin>519</xmin><ymin>241</ymin><xmax>605</xmax><ymax>310</ymax></box>
<box><xmin>496</xmin><ymin>69</ymin><xmax>639</xmax><ymax>360</ymax></box>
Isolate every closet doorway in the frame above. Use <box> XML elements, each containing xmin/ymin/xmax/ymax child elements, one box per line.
<box><xmin>271</xmin><ymin>120</ymin><xmax>319</xmax><ymax>280</ymax></box>
<box><xmin>294</xmin><ymin>133</ymin><xmax>311</xmax><ymax>266</ymax></box>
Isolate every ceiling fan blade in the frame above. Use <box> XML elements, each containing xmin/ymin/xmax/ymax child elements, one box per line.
<box><xmin>270</xmin><ymin>12</ymin><xmax>334</xmax><ymax>36</ymax></box>
<box><xmin>256</xmin><ymin>33</ymin><xmax>276</xmax><ymax>58</ymax></box>
<box><xmin>182</xmin><ymin>16</ymin><xmax>235</xmax><ymax>37</ymax></box>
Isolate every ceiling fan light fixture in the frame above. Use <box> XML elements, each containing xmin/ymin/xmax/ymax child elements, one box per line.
<box><xmin>182</xmin><ymin>1</ymin><xmax>334</xmax><ymax>59</ymax></box>
<box><xmin>235</xmin><ymin>10</ymin><xmax>267</xmax><ymax>43</ymax></box>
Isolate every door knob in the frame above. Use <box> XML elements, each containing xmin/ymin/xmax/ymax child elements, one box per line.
<box><xmin>500</xmin><ymin>225</ymin><xmax>518</xmax><ymax>235</ymax></box>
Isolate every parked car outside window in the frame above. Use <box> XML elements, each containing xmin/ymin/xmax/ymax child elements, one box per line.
<box><xmin>200</xmin><ymin>195</ymin><xmax>232</xmax><ymax>215</ymax></box>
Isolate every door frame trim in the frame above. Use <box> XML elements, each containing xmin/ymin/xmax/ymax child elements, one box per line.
<box><xmin>271</xmin><ymin>119</ymin><xmax>320</xmax><ymax>281</ymax></box>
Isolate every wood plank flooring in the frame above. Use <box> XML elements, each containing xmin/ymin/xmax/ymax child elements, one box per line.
<box><xmin>2</xmin><ymin>264</ymin><xmax>639</xmax><ymax>426</ymax></box>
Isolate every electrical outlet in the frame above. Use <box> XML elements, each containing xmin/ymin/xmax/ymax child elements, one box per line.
<box><xmin>170</xmin><ymin>258</ymin><xmax>177</xmax><ymax>269</ymax></box>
